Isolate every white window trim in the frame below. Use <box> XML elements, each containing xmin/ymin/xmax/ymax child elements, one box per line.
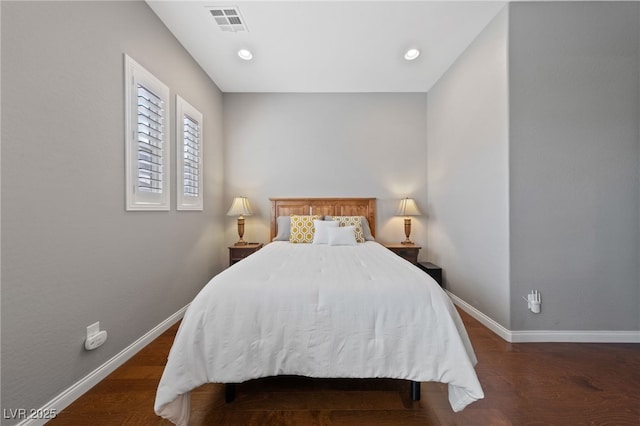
<box><xmin>124</xmin><ymin>54</ymin><xmax>171</xmax><ymax>211</ymax></box>
<box><xmin>176</xmin><ymin>95</ymin><xmax>204</xmax><ymax>211</ymax></box>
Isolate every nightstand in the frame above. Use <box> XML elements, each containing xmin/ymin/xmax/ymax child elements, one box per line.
<box><xmin>383</xmin><ymin>243</ymin><xmax>421</xmax><ymax>265</ymax></box>
<box><xmin>228</xmin><ymin>243</ymin><xmax>263</xmax><ymax>266</ymax></box>
<box><xmin>417</xmin><ymin>262</ymin><xmax>443</xmax><ymax>287</ymax></box>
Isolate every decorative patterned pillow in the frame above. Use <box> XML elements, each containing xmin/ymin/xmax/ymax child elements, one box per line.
<box><xmin>289</xmin><ymin>215</ymin><xmax>320</xmax><ymax>243</ymax></box>
<box><xmin>331</xmin><ymin>216</ymin><xmax>365</xmax><ymax>242</ymax></box>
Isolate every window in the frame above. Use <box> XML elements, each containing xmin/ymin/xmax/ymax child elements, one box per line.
<box><xmin>124</xmin><ymin>54</ymin><xmax>170</xmax><ymax>211</ymax></box>
<box><xmin>176</xmin><ymin>96</ymin><xmax>204</xmax><ymax>211</ymax></box>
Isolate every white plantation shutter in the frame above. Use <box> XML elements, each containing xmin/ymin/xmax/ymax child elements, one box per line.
<box><xmin>137</xmin><ymin>85</ymin><xmax>164</xmax><ymax>193</ymax></box>
<box><xmin>182</xmin><ymin>116</ymin><xmax>200</xmax><ymax>195</ymax></box>
<box><xmin>176</xmin><ymin>96</ymin><xmax>203</xmax><ymax>211</ymax></box>
<box><xmin>125</xmin><ymin>55</ymin><xmax>170</xmax><ymax>211</ymax></box>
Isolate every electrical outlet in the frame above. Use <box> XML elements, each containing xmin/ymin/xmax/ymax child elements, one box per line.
<box><xmin>85</xmin><ymin>330</ymin><xmax>108</xmax><ymax>350</ymax></box>
<box><xmin>85</xmin><ymin>322</ymin><xmax>107</xmax><ymax>350</ymax></box>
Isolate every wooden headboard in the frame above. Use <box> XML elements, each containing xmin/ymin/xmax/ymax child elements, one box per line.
<box><xmin>270</xmin><ymin>197</ymin><xmax>376</xmax><ymax>241</ymax></box>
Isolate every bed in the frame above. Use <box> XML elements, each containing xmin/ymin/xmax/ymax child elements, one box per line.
<box><xmin>154</xmin><ymin>197</ymin><xmax>484</xmax><ymax>425</ymax></box>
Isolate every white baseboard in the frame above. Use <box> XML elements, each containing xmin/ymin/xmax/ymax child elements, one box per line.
<box><xmin>446</xmin><ymin>291</ymin><xmax>513</xmax><ymax>341</ymax></box>
<box><xmin>17</xmin><ymin>305</ymin><xmax>189</xmax><ymax>426</ymax></box>
<box><xmin>447</xmin><ymin>291</ymin><xmax>640</xmax><ymax>343</ymax></box>
<box><xmin>509</xmin><ymin>329</ymin><xmax>640</xmax><ymax>343</ymax></box>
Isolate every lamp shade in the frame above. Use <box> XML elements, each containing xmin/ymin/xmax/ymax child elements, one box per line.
<box><xmin>397</xmin><ymin>198</ymin><xmax>421</xmax><ymax>217</ymax></box>
<box><xmin>227</xmin><ymin>196</ymin><xmax>253</xmax><ymax>217</ymax></box>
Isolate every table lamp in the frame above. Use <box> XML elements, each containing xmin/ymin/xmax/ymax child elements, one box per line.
<box><xmin>397</xmin><ymin>197</ymin><xmax>421</xmax><ymax>245</ymax></box>
<box><xmin>227</xmin><ymin>196</ymin><xmax>253</xmax><ymax>245</ymax></box>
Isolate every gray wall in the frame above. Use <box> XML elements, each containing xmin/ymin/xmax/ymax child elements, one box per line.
<box><xmin>426</xmin><ymin>2</ymin><xmax>639</xmax><ymax>333</ymax></box>
<box><xmin>426</xmin><ymin>7</ymin><xmax>511</xmax><ymax>328</ymax></box>
<box><xmin>509</xmin><ymin>2</ymin><xmax>640</xmax><ymax>330</ymax></box>
<box><xmin>1</xmin><ymin>0</ymin><xmax>224</xmax><ymax>420</ymax></box>
<box><xmin>223</xmin><ymin>93</ymin><xmax>428</xmax><ymax>253</ymax></box>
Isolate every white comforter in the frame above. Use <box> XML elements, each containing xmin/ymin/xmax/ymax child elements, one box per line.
<box><xmin>154</xmin><ymin>242</ymin><xmax>483</xmax><ymax>425</ymax></box>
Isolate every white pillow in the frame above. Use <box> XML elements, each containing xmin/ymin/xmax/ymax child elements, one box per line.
<box><xmin>327</xmin><ymin>226</ymin><xmax>357</xmax><ymax>246</ymax></box>
<box><xmin>312</xmin><ymin>219</ymin><xmax>339</xmax><ymax>244</ymax></box>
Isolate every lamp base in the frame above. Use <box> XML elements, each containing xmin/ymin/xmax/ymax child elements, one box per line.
<box><xmin>235</xmin><ymin>217</ymin><xmax>247</xmax><ymax>246</ymax></box>
<box><xmin>402</xmin><ymin>218</ymin><xmax>413</xmax><ymax>245</ymax></box>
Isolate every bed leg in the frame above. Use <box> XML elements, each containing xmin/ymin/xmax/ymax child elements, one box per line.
<box><xmin>410</xmin><ymin>381</ymin><xmax>421</xmax><ymax>401</ymax></box>
<box><xmin>225</xmin><ymin>383</ymin><xmax>236</xmax><ymax>403</ymax></box>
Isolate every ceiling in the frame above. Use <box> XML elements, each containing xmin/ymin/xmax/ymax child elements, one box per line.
<box><xmin>146</xmin><ymin>1</ymin><xmax>506</xmax><ymax>93</ymax></box>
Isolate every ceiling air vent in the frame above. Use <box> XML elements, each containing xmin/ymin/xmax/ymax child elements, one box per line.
<box><xmin>209</xmin><ymin>7</ymin><xmax>248</xmax><ymax>32</ymax></box>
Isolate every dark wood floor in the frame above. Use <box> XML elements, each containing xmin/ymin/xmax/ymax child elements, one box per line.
<box><xmin>49</xmin><ymin>309</ymin><xmax>640</xmax><ymax>425</ymax></box>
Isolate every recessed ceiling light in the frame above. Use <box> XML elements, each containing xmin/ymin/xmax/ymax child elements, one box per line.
<box><xmin>238</xmin><ymin>49</ymin><xmax>253</xmax><ymax>61</ymax></box>
<box><xmin>404</xmin><ymin>48</ymin><xmax>420</xmax><ymax>61</ymax></box>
